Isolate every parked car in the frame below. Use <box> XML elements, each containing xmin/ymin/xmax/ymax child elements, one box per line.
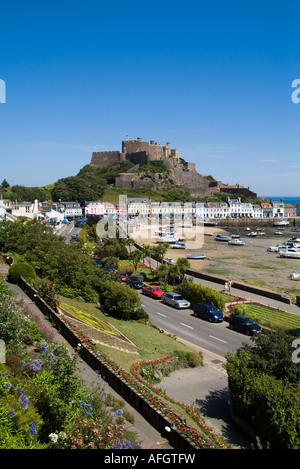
<box><xmin>104</xmin><ymin>265</ymin><xmax>116</xmax><ymax>274</ymax></box>
<box><xmin>117</xmin><ymin>271</ymin><xmax>128</xmax><ymax>282</ymax></box>
<box><xmin>161</xmin><ymin>292</ymin><xmax>190</xmax><ymax>309</ymax></box>
<box><xmin>125</xmin><ymin>276</ymin><xmax>144</xmax><ymax>289</ymax></box>
<box><xmin>229</xmin><ymin>315</ymin><xmax>262</xmax><ymax>335</ymax></box>
<box><xmin>142</xmin><ymin>285</ymin><xmax>164</xmax><ymax>299</ymax></box>
<box><xmin>193</xmin><ymin>303</ymin><xmax>224</xmax><ymax>322</ymax></box>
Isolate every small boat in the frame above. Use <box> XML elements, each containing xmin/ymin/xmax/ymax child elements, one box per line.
<box><xmin>166</xmin><ymin>258</ymin><xmax>175</xmax><ymax>264</ymax></box>
<box><xmin>215</xmin><ymin>235</ymin><xmax>231</xmax><ymax>242</ymax></box>
<box><xmin>274</xmin><ymin>220</ymin><xmax>289</xmax><ymax>227</ymax></box>
<box><xmin>204</xmin><ymin>232</ymin><xmax>213</xmax><ymax>236</ymax></box>
<box><xmin>186</xmin><ymin>254</ymin><xmax>206</xmax><ymax>259</ymax></box>
<box><xmin>256</xmin><ymin>231</ymin><xmax>265</xmax><ymax>236</ymax></box>
<box><xmin>228</xmin><ymin>239</ymin><xmax>245</xmax><ymax>246</ymax></box>
<box><xmin>290</xmin><ymin>272</ymin><xmax>300</xmax><ymax>280</ymax></box>
<box><xmin>231</xmin><ymin>234</ymin><xmax>240</xmax><ymax>239</ymax></box>
<box><xmin>274</xmin><ymin>231</ymin><xmax>283</xmax><ymax>235</ymax></box>
<box><xmin>156</xmin><ymin>236</ymin><xmax>178</xmax><ymax>244</ymax></box>
<box><xmin>291</xmin><ymin>229</ymin><xmax>300</xmax><ymax>232</ymax></box>
<box><xmin>279</xmin><ymin>250</ymin><xmax>300</xmax><ymax>259</ymax></box>
<box><xmin>247</xmin><ymin>232</ymin><xmax>257</xmax><ymax>237</ymax></box>
<box><xmin>171</xmin><ymin>243</ymin><xmax>186</xmax><ymax>249</ymax></box>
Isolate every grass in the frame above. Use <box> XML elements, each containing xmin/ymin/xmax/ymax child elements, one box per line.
<box><xmin>58</xmin><ymin>295</ymin><xmax>194</xmax><ymax>371</ymax></box>
<box><xmin>230</xmin><ymin>303</ymin><xmax>300</xmax><ymax>336</ymax></box>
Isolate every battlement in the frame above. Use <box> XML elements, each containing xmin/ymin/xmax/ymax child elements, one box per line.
<box><xmin>90</xmin><ymin>138</ymin><xmax>180</xmax><ymax>168</ymax></box>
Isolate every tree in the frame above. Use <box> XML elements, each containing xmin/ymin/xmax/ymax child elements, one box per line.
<box><xmin>129</xmin><ymin>249</ymin><xmax>143</xmax><ymax>270</ymax></box>
<box><xmin>168</xmin><ymin>264</ymin><xmax>181</xmax><ymax>287</ymax></box>
<box><xmin>1</xmin><ymin>179</ymin><xmax>9</xmax><ymax>189</ymax></box>
<box><xmin>176</xmin><ymin>257</ymin><xmax>190</xmax><ymax>281</ymax></box>
<box><xmin>142</xmin><ymin>244</ymin><xmax>154</xmax><ymax>269</ymax></box>
<box><xmin>154</xmin><ymin>264</ymin><xmax>169</xmax><ymax>283</ymax></box>
<box><xmin>103</xmin><ymin>281</ymin><xmax>142</xmax><ymax>320</ymax></box>
<box><xmin>151</xmin><ymin>244</ymin><xmax>169</xmax><ymax>263</ymax></box>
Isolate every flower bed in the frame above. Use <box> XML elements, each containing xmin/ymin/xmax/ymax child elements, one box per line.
<box><xmin>60</xmin><ymin>314</ymin><xmax>229</xmax><ymax>449</ymax></box>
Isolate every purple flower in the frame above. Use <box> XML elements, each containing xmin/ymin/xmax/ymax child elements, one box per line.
<box><xmin>27</xmin><ymin>422</ymin><xmax>37</xmax><ymax>436</ymax></box>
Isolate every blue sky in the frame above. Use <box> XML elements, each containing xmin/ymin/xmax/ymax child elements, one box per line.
<box><xmin>0</xmin><ymin>0</ymin><xmax>299</xmax><ymax>196</ymax></box>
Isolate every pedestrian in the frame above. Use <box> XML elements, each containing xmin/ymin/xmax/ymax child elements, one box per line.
<box><xmin>228</xmin><ymin>279</ymin><xmax>233</xmax><ymax>292</ymax></box>
<box><xmin>224</xmin><ymin>281</ymin><xmax>228</xmax><ymax>293</ymax></box>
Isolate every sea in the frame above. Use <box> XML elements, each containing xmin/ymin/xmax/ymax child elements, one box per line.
<box><xmin>264</xmin><ymin>196</ymin><xmax>300</xmax><ymax>214</ymax></box>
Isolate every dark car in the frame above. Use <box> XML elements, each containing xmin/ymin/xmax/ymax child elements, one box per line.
<box><xmin>229</xmin><ymin>315</ymin><xmax>262</xmax><ymax>335</ymax></box>
<box><xmin>193</xmin><ymin>303</ymin><xmax>224</xmax><ymax>322</ymax></box>
<box><xmin>125</xmin><ymin>276</ymin><xmax>144</xmax><ymax>289</ymax></box>
<box><xmin>104</xmin><ymin>265</ymin><xmax>116</xmax><ymax>274</ymax></box>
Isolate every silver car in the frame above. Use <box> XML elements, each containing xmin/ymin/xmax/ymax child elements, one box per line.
<box><xmin>161</xmin><ymin>292</ymin><xmax>190</xmax><ymax>309</ymax></box>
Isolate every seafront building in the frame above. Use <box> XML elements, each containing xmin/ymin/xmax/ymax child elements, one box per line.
<box><xmin>0</xmin><ymin>197</ymin><xmax>298</xmax><ymax>224</ymax></box>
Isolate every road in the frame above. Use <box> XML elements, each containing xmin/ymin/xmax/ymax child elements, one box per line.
<box><xmin>61</xmin><ymin>221</ymin><xmax>254</xmax><ymax>360</ymax></box>
<box><xmin>139</xmin><ymin>292</ymin><xmax>253</xmax><ymax>360</ymax></box>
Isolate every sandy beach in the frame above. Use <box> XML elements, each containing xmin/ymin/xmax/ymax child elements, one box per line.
<box><xmin>130</xmin><ymin>221</ymin><xmax>300</xmax><ymax>301</ymax></box>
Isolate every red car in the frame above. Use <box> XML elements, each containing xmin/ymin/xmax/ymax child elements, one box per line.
<box><xmin>117</xmin><ymin>271</ymin><xmax>128</xmax><ymax>282</ymax></box>
<box><xmin>142</xmin><ymin>285</ymin><xmax>164</xmax><ymax>299</ymax></box>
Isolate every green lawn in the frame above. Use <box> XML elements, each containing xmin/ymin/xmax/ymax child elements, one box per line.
<box><xmin>230</xmin><ymin>302</ymin><xmax>300</xmax><ymax>336</ymax></box>
<box><xmin>58</xmin><ymin>295</ymin><xmax>194</xmax><ymax>371</ymax></box>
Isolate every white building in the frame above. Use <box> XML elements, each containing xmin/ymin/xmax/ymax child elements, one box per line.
<box><xmin>272</xmin><ymin>199</ymin><xmax>285</xmax><ymax>218</ymax></box>
<box><xmin>227</xmin><ymin>198</ymin><xmax>253</xmax><ymax>218</ymax></box>
<box><xmin>208</xmin><ymin>202</ymin><xmax>230</xmax><ymax>219</ymax></box>
<box><xmin>85</xmin><ymin>201</ymin><xmax>105</xmax><ymax>216</ymax></box>
<box><xmin>194</xmin><ymin>202</ymin><xmax>210</xmax><ymax>219</ymax></box>
<box><xmin>126</xmin><ymin>198</ymin><xmax>151</xmax><ymax>217</ymax></box>
<box><xmin>11</xmin><ymin>200</ymin><xmax>41</xmax><ymax>220</ymax></box>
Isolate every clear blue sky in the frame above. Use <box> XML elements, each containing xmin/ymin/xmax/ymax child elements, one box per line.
<box><xmin>0</xmin><ymin>0</ymin><xmax>299</xmax><ymax>196</ymax></box>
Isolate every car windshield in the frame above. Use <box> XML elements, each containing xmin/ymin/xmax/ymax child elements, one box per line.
<box><xmin>244</xmin><ymin>318</ymin><xmax>255</xmax><ymax>324</ymax></box>
<box><xmin>174</xmin><ymin>295</ymin><xmax>183</xmax><ymax>300</ymax></box>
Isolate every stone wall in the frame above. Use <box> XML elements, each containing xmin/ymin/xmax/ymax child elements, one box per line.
<box><xmin>91</xmin><ymin>151</ymin><xmax>123</xmax><ymax>167</ymax></box>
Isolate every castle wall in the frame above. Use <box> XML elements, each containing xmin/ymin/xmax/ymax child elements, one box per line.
<box><xmin>91</xmin><ymin>151</ymin><xmax>121</xmax><ymax>167</ymax></box>
<box><xmin>127</xmin><ymin>151</ymin><xmax>148</xmax><ymax>166</ymax></box>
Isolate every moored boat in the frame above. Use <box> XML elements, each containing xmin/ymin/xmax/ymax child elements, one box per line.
<box><xmin>186</xmin><ymin>254</ymin><xmax>206</xmax><ymax>259</ymax></box>
<box><xmin>290</xmin><ymin>272</ymin><xmax>300</xmax><ymax>280</ymax></box>
<box><xmin>228</xmin><ymin>239</ymin><xmax>245</xmax><ymax>246</ymax></box>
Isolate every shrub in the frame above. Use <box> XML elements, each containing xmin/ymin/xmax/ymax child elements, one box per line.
<box><xmin>232</xmin><ymin>304</ymin><xmax>248</xmax><ymax>315</ymax></box>
<box><xmin>8</xmin><ymin>262</ymin><xmax>36</xmax><ymax>284</ymax></box>
<box><xmin>177</xmin><ymin>280</ymin><xmax>225</xmax><ymax>311</ymax></box>
<box><xmin>103</xmin><ymin>281</ymin><xmax>142</xmax><ymax>320</ymax></box>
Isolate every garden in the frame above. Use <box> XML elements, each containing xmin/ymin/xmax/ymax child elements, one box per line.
<box><xmin>0</xmin><ymin>280</ymin><xmax>142</xmax><ymax>449</ymax></box>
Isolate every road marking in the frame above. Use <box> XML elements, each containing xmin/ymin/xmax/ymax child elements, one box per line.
<box><xmin>157</xmin><ymin>312</ymin><xmax>167</xmax><ymax>317</ymax></box>
<box><xmin>209</xmin><ymin>335</ymin><xmax>227</xmax><ymax>343</ymax></box>
<box><xmin>180</xmin><ymin>323</ymin><xmax>194</xmax><ymax>329</ymax></box>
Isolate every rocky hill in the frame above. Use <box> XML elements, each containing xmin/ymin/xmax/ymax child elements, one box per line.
<box><xmin>90</xmin><ymin>137</ymin><xmax>257</xmax><ymax>198</ymax></box>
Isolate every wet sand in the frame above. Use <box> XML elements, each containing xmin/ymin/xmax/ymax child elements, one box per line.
<box><xmin>130</xmin><ymin>222</ymin><xmax>300</xmax><ymax>301</ymax></box>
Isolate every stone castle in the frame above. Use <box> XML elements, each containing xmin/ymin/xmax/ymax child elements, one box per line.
<box><xmin>90</xmin><ymin>137</ymin><xmax>257</xmax><ymax>198</ymax></box>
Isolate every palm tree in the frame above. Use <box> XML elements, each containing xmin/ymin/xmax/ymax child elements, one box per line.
<box><xmin>129</xmin><ymin>249</ymin><xmax>143</xmax><ymax>270</ymax></box>
<box><xmin>176</xmin><ymin>257</ymin><xmax>190</xmax><ymax>281</ymax></box>
<box><xmin>168</xmin><ymin>264</ymin><xmax>181</xmax><ymax>287</ymax></box>
<box><xmin>154</xmin><ymin>264</ymin><xmax>169</xmax><ymax>284</ymax></box>
<box><xmin>142</xmin><ymin>244</ymin><xmax>154</xmax><ymax>269</ymax></box>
